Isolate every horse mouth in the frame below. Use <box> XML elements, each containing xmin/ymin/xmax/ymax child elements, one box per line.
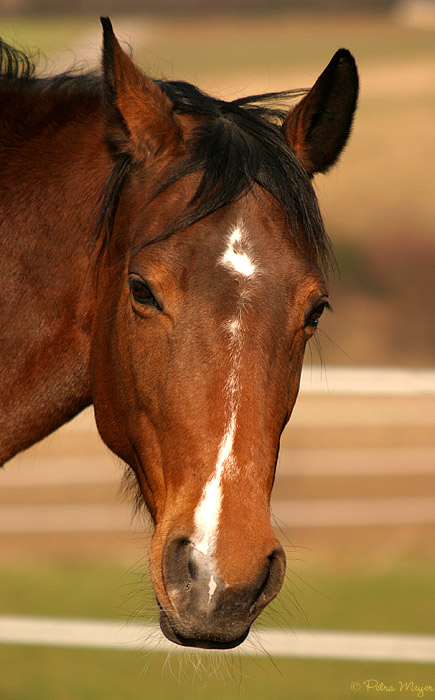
<box><xmin>158</xmin><ymin>603</ymin><xmax>250</xmax><ymax>650</ymax></box>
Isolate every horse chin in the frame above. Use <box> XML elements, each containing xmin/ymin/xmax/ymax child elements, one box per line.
<box><xmin>158</xmin><ymin>605</ymin><xmax>250</xmax><ymax>650</ymax></box>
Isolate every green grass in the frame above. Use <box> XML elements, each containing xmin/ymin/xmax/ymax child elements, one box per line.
<box><xmin>0</xmin><ymin>561</ymin><xmax>156</xmax><ymax>623</ymax></box>
<box><xmin>1</xmin><ymin>13</ymin><xmax>433</xmax><ymax>69</ymax></box>
<box><xmin>0</xmin><ymin>559</ymin><xmax>434</xmax><ymax>698</ymax></box>
<box><xmin>263</xmin><ymin>561</ymin><xmax>435</xmax><ymax>635</ymax></box>
<box><xmin>0</xmin><ymin>17</ymin><xmax>89</xmax><ymax>56</ymax></box>
<box><xmin>1</xmin><ymin>646</ymin><xmax>435</xmax><ymax>700</ymax></box>
<box><xmin>1</xmin><ymin>559</ymin><xmax>434</xmax><ymax>634</ymax></box>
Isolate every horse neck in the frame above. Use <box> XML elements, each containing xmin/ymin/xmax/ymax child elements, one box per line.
<box><xmin>0</xmin><ymin>88</ymin><xmax>111</xmax><ymax>464</ymax></box>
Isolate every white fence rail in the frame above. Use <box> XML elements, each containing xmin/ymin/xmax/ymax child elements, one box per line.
<box><xmin>299</xmin><ymin>366</ymin><xmax>435</xmax><ymax>395</ymax></box>
<box><xmin>1</xmin><ymin>616</ymin><xmax>434</xmax><ymax>664</ymax></box>
<box><xmin>1</xmin><ymin>366</ymin><xmax>433</xmax><ymax>531</ymax></box>
<box><xmin>1</xmin><ymin>367</ymin><xmax>434</xmax><ymax>664</ymax></box>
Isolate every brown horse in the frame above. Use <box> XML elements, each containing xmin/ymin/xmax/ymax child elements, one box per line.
<box><xmin>0</xmin><ymin>19</ymin><xmax>358</xmax><ymax>649</ymax></box>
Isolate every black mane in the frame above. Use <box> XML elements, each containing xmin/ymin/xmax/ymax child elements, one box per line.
<box><xmin>155</xmin><ymin>80</ymin><xmax>331</xmax><ymax>267</ymax></box>
<box><xmin>0</xmin><ymin>38</ymin><xmax>332</xmax><ymax>269</ymax></box>
<box><xmin>0</xmin><ymin>37</ymin><xmax>101</xmax><ymax>93</ymax></box>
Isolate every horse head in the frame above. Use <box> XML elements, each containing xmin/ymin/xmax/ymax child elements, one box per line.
<box><xmin>91</xmin><ymin>19</ymin><xmax>358</xmax><ymax>649</ymax></box>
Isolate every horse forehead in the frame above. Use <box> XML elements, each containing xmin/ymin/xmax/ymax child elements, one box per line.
<box><xmin>132</xmin><ymin>190</ymin><xmax>316</xmax><ymax>292</ymax></box>
<box><xmin>213</xmin><ymin>218</ymin><xmax>309</xmax><ymax>284</ymax></box>
<box><xmin>185</xmin><ymin>207</ymin><xmax>293</xmax><ymax>272</ymax></box>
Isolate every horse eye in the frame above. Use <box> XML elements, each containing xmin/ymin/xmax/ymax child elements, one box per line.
<box><xmin>305</xmin><ymin>300</ymin><xmax>330</xmax><ymax>329</ymax></box>
<box><xmin>129</xmin><ymin>276</ymin><xmax>159</xmax><ymax>308</ymax></box>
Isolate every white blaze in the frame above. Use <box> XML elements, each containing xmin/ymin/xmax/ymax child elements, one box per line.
<box><xmin>193</xmin><ymin>223</ymin><xmax>255</xmax><ymax>565</ymax></box>
<box><xmin>221</xmin><ymin>225</ymin><xmax>257</xmax><ymax>278</ymax></box>
<box><xmin>194</xmin><ymin>390</ymin><xmax>238</xmax><ymax>557</ymax></box>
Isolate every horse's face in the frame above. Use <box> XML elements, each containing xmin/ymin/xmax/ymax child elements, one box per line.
<box><xmin>93</xmin><ymin>183</ymin><xmax>325</xmax><ymax>646</ymax></box>
<box><xmin>91</xmin><ymin>21</ymin><xmax>358</xmax><ymax>648</ymax></box>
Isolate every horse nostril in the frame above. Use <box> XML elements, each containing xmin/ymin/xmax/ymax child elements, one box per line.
<box><xmin>187</xmin><ymin>552</ymin><xmax>198</xmax><ymax>581</ymax></box>
<box><xmin>268</xmin><ymin>548</ymin><xmax>286</xmax><ymax>586</ymax></box>
<box><xmin>251</xmin><ymin>547</ymin><xmax>286</xmax><ymax>614</ymax></box>
<box><xmin>163</xmin><ymin>536</ymin><xmax>192</xmax><ymax>594</ymax></box>
<box><xmin>250</xmin><ymin>559</ymin><xmax>272</xmax><ymax>611</ymax></box>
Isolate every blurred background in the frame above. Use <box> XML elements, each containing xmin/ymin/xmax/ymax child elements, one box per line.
<box><xmin>0</xmin><ymin>1</ymin><xmax>434</xmax><ymax>699</ymax></box>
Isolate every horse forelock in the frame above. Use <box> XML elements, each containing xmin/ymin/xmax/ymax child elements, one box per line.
<box><xmin>129</xmin><ymin>82</ymin><xmax>334</xmax><ymax>271</ymax></box>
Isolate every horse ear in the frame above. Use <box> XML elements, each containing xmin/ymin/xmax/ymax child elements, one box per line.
<box><xmin>283</xmin><ymin>49</ymin><xmax>359</xmax><ymax>176</ymax></box>
<box><xmin>101</xmin><ymin>17</ymin><xmax>179</xmax><ymax>161</ymax></box>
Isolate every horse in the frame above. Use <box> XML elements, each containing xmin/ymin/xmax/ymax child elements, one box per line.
<box><xmin>0</xmin><ymin>18</ymin><xmax>358</xmax><ymax>649</ymax></box>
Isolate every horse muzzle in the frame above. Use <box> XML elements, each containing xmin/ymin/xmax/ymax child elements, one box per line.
<box><xmin>156</xmin><ymin>536</ymin><xmax>286</xmax><ymax>649</ymax></box>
